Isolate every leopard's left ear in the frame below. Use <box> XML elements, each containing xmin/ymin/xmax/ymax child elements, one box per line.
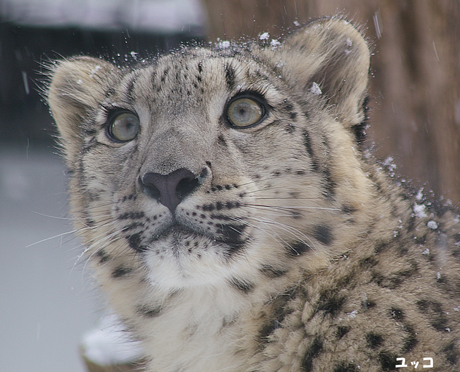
<box><xmin>262</xmin><ymin>17</ymin><xmax>370</xmax><ymax>128</ymax></box>
<box><xmin>47</xmin><ymin>57</ymin><xmax>119</xmax><ymax>168</ymax></box>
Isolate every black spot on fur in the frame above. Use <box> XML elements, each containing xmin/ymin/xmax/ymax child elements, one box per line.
<box><xmin>260</xmin><ymin>265</ymin><xmax>288</xmax><ymax>278</ymax></box>
<box><xmin>225</xmin><ymin>64</ymin><xmax>235</xmax><ymax>89</ymax></box>
<box><xmin>334</xmin><ymin>362</ymin><xmax>359</xmax><ymax>372</ymax></box>
<box><xmin>95</xmin><ymin>249</ymin><xmax>110</xmax><ymax>264</ymax></box>
<box><xmin>84</xmin><ymin>128</ymin><xmax>97</xmax><ymax>136</ymax></box>
<box><xmin>436</xmin><ymin>272</ymin><xmax>448</xmax><ymax>285</ymax></box>
<box><xmin>216</xmin><ymin>224</ymin><xmax>246</xmax><ymax>249</ymax></box>
<box><xmin>286</xmin><ymin>240</ymin><xmax>311</xmax><ymax>257</ymax></box>
<box><xmin>454</xmin><ymin>232</ymin><xmax>460</xmax><ymax>243</ymax></box>
<box><xmin>112</xmin><ymin>265</ymin><xmax>132</xmax><ymax>278</ymax></box>
<box><xmin>258</xmin><ymin>322</ymin><xmax>278</xmax><ymax>344</ymax></box>
<box><xmin>359</xmin><ymin>256</ymin><xmax>378</xmax><ymax>269</ymax></box>
<box><xmin>316</xmin><ymin>290</ymin><xmax>346</xmax><ymax>318</ymax></box>
<box><xmin>126</xmin><ymin>233</ymin><xmax>147</xmax><ymax>252</ymax></box>
<box><xmin>258</xmin><ymin>287</ymin><xmax>303</xmax><ymax>345</ymax></box>
<box><xmin>443</xmin><ymin>341</ymin><xmax>459</xmax><ymax>365</ymax></box>
<box><xmin>137</xmin><ymin>305</ymin><xmax>162</xmax><ymax>318</ymax></box>
<box><xmin>118</xmin><ymin>211</ymin><xmax>144</xmax><ymax>220</ymax></box>
<box><xmin>402</xmin><ymin>324</ymin><xmax>418</xmax><ymax>353</ymax></box>
<box><xmin>301</xmin><ymin>336</ymin><xmax>323</xmax><ymax>372</ymax></box>
<box><xmin>336</xmin><ymin>326</ymin><xmax>350</xmax><ymax>340</ymax></box>
<box><xmin>375</xmin><ymin>241</ymin><xmax>389</xmax><ymax>254</ymax></box>
<box><xmin>85</xmin><ymin>217</ymin><xmax>95</xmax><ymax>227</ymax></box>
<box><xmin>372</xmin><ymin>260</ymin><xmax>419</xmax><ymax>289</ymax></box>
<box><xmin>378</xmin><ymin>350</ymin><xmax>398</xmax><ymax>371</ymax></box>
<box><xmin>416</xmin><ymin>300</ymin><xmax>448</xmax><ymax>331</ymax></box>
<box><xmin>366</xmin><ymin>332</ymin><xmax>384</xmax><ymax>349</ymax></box>
<box><xmin>217</xmin><ymin>135</ymin><xmax>227</xmax><ymax>147</ymax></box>
<box><xmin>229</xmin><ymin>277</ymin><xmax>254</xmax><ymax>293</ymax></box>
<box><xmin>123</xmin><ymin>222</ymin><xmax>143</xmax><ymax>232</ymax></box>
<box><xmin>389</xmin><ymin>307</ymin><xmax>405</xmax><ymax>321</ymax></box>
<box><xmin>362</xmin><ymin>299</ymin><xmax>376</xmax><ymax>310</ymax></box>
<box><xmin>352</xmin><ymin>121</ymin><xmax>368</xmax><ymax>148</ymax></box>
<box><xmin>342</xmin><ymin>205</ymin><xmax>357</xmax><ymax>214</ymax></box>
<box><xmin>104</xmin><ymin>87</ymin><xmax>116</xmax><ymax>98</ymax></box>
<box><xmin>283</xmin><ymin>100</ymin><xmax>293</xmax><ymax>111</ymax></box>
<box><xmin>125</xmin><ymin>75</ymin><xmax>137</xmax><ymax>102</ymax></box>
<box><xmin>334</xmin><ymin>272</ymin><xmax>355</xmax><ymax>289</ymax></box>
<box><xmin>314</xmin><ymin>225</ymin><xmax>334</xmax><ymax>245</ymax></box>
<box><xmin>322</xmin><ymin>169</ymin><xmax>336</xmax><ymax>199</ymax></box>
<box><xmin>302</xmin><ymin>129</ymin><xmax>319</xmax><ymax>172</ymax></box>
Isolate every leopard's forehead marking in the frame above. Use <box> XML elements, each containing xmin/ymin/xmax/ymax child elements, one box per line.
<box><xmin>115</xmin><ymin>48</ymin><xmax>283</xmax><ymax>116</ymax></box>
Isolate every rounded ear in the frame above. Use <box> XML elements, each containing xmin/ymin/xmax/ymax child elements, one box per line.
<box><xmin>264</xmin><ymin>17</ymin><xmax>370</xmax><ymax>128</ymax></box>
<box><xmin>47</xmin><ymin>57</ymin><xmax>119</xmax><ymax>166</ymax></box>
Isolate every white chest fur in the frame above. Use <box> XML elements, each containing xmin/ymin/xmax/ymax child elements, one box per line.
<box><xmin>140</xmin><ymin>286</ymin><xmax>254</xmax><ymax>372</ymax></box>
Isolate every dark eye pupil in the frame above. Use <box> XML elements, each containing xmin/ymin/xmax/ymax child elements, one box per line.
<box><xmin>227</xmin><ymin>97</ymin><xmax>265</xmax><ymax>128</ymax></box>
<box><xmin>108</xmin><ymin>112</ymin><xmax>140</xmax><ymax>142</ymax></box>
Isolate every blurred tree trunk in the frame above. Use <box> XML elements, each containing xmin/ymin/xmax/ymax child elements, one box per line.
<box><xmin>202</xmin><ymin>0</ymin><xmax>460</xmax><ymax>206</ymax></box>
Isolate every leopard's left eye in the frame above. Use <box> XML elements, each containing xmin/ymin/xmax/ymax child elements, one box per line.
<box><xmin>107</xmin><ymin>111</ymin><xmax>140</xmax><ymax>142</ymax></box>
<box><xmin>226</xmin><ymin>96</ymin><xmax>266</xmax><ymax>128</ymax></box>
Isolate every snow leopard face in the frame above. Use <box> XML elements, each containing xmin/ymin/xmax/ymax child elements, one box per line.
<box><xmin>47</xmin><ymin>19</ymin><xmax>371</xmax><ymax>294</ymax></box>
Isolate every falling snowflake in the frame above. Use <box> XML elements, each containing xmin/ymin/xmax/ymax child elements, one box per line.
<box><xmin>310</xmin><ymin>82</ymin><xmax>322</xmax><ymax>95</ymax></box>
<box><xmin>259</xmin><ymin>32</ymin><xmax>270</xmax><ymax>41</ymax></box>
<box><xmin>427</xmin><ymin>221</ymin><xmax>438</xmax><ymax>230</ymax></box>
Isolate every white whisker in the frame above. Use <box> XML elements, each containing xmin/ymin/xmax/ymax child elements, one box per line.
<box><xmin>244</xmin><ymin>203</ymin><xmax>340</xmax><ymax>212</ymax></box>
<box><xmin>26</xmin><ymin>230</ymin><xmax>77</xmax><ymax>248</ymax></box>
<box><xmin>31</xmin><ymin>211</ymin><xmax>73</xmax><ymax>220</ymax></box>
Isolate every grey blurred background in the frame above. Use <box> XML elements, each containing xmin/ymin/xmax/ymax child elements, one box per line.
<box><xmin>1</xmin><ymin>1</ymin><xmax>459</xmax><ymax>371</ymax></box>
<box><xmin>0</xmin><ymin>1</ymin><xmax>204</xmax><ymax>371</ymax></box>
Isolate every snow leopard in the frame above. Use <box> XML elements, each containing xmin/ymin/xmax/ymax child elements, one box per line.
<box><xmin>47</xmin><ymin>17</ymin><xmax>460</xmax><ymax>372</ymax></box>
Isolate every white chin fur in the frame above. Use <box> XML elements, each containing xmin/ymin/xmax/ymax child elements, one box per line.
<box><xmin>143</xmin><ymin>240</ymin><xmax>234</xmax><ymax>290</ymax></box>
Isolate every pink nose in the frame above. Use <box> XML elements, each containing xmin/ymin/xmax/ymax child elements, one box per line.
<box><xmin>139</xmin><ymin>168</ymin><xmax>199</xmax><ymax>213</ymax></box>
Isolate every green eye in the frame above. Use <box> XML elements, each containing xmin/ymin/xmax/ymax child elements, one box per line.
<box><xmin>227</xmin><ymin>97</ymin><xmax>266</xmax><ymax>128</ymax></box>
<box><xmin>107</xmin><ymin>112</ymin><xmax>140</xmax><ymax>142</ymax></box>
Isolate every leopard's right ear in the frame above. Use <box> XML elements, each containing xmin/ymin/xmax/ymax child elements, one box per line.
<box><xmin>47</xmin><ymin>57</ymin><xmax>119</xmax><ymax>164</ymax></box>
<box><xmin>258</xmin><ymin>17</ymin><xmax>370</xmax><ymax>130</ymax></box>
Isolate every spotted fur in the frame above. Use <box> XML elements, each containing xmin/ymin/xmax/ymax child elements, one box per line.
<box><xmin>47</xmin><ymin>17</ymin><xmax>460</xmax><ymax>372</ymax></box>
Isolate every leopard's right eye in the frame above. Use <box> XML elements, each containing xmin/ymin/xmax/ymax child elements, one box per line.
<box><xmin>225</xmin><ymin>93</ymin><xmax>268</xmax><ymax>129</ymax></box>
<box><xmin>106</xmin><ymin>111</ymin><xmax>140</xmax><ymax>142</ymax></box>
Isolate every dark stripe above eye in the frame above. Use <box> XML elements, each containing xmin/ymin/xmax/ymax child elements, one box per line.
<box><xmin>125</xmin><ymin>75</ymin><xmax>137</xmax><ymax>101</ymax></box>
<box><xmin>225</xmin><ymin>64</ymin><xmax>236</xmax><ymax>89</ymax></box>
<box><xmin>303</xmin><ymin>129</ymin><xmax>319</xmax><ymax>172</ymax></box>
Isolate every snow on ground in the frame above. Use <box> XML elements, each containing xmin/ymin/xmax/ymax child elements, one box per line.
<box><xmin>81</xmin><ymin>313</ymin><xmax>144</xmax><ymax>365</ymax></box>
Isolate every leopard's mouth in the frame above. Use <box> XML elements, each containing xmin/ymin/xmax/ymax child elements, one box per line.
<box><xmin>150</xmin><ymin>222</ymin><xmax>248</xmax><ymax>254</ymax></box>
<box><xmin>117</xmin><ymin>201</ymin><xmax>250</xmax><ymax>255</ymax></box>
<box><xmin>139</xmin><ymin>221</ymin><xmax>250</xmax><ymax>288</ymax></box>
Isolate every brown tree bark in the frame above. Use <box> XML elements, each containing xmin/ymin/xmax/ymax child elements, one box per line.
<box><xmin>202</xmin><ymin>0</ymin><xmax>310</xmax><ymax>40</ymax></box>
<box><xmin>202</xmin><ymin>0</ymin><xmax>460</xmax><ymax>205</ymax></box>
